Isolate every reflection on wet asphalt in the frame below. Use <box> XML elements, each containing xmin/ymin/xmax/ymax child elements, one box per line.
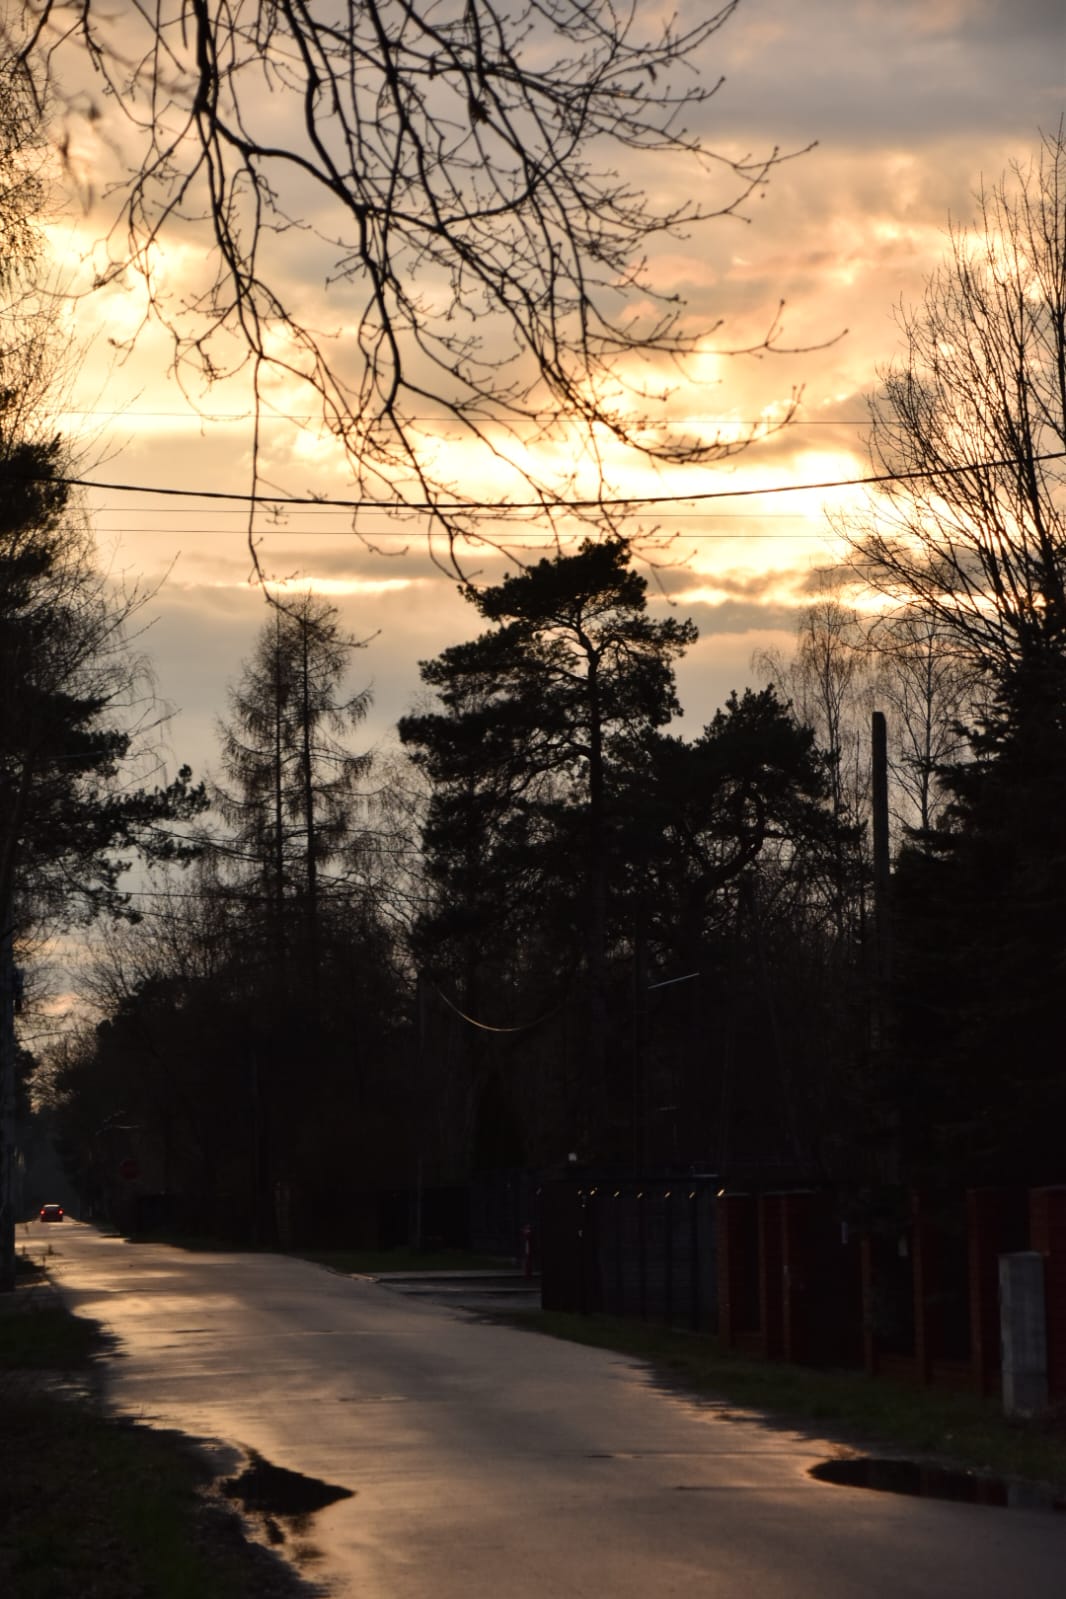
<box><xmin>810</xmin><ymin>1456</ymin><xmax>1066</xmax><ymax>1512</ymax></box>
<box><xmin>223</xmin><ymin>1451</ymin><xmax>355</xmax><ymax>1520</ymax></box>
<box><xmin>221</xmin><ymin>1448</ymin><xmax>356</xmax><ymax>1556</ymax></box>
<box><xmin>41</xmin><ymin>1222</ymin><xmax>1066</xmax><ymax>1599</ymax></box>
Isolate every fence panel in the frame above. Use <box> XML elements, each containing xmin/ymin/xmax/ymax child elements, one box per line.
<box><xmin>541</xmin><ymin>1177</ymin><xmax>718</xmax><ymax>1330</ymax></box>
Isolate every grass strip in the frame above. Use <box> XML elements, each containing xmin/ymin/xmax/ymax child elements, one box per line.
<box><xmin>123</xmin><ymin>1235</ymin><xmax>513</xmax><ymax>1275</ymax></box>
<box><xmin>297</xmin><ymin>1246</ymin><xmax>513</xmax><ymax>1275</ymax></box>
<box><xmin>0</xmin><ymin>1301</ymin><xmax>99</xmax><ymax>1368</ymax></box>
<box><xmin>501</xmin><ymin>1308</ymin><xmax>1066</xmax><ymax>1491</ymax></box>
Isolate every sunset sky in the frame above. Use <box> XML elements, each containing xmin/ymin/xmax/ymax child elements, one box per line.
<box><xmin>41</xmin><ymin>0</ymin><xmax>1066</xmax><ymax>785</ymax></box>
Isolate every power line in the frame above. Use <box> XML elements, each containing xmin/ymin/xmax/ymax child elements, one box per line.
<box><xmin>89</xmin><ymin>507</ymin><xmax>820</xmax><ymax>520</ymax></box>
<box><xmin>432</xmin><ymin>981</ymin><xmax>562</xmax><ymax>1035</ymax></box>
<box><xmin>88</xmin><ymin>522</ymin><xmax>836</xmax><ymax>540</ymax></box>
<box><xmin>92</xmin><ymin>515</ymin><xmax>828</xmax><ymax>537</ymax></box>
<box><xmin>31</xmin><ymin>449</ymin><xmax>1064</xmax><ymax>513</ymax></box>
<box><xmin>55</xmin><ymin>410</ymin><xmax>871</xmax><ymax>426</ymax></box>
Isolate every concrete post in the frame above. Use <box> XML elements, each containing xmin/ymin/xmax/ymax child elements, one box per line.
<box><xmin>999</xmin><ymin>1252</ymin><xmax>1048</xmax><ymax>1416</ymax></box>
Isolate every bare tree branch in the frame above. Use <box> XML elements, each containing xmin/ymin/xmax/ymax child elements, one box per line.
<box><xmin>844</xmin><ymin>127</ymin><xmax>1066</xmax><ymax>677</ymax></box>
<box><xmin>7</xmin><ymin>1</ymin><xmax>813</xmax><ymax>574</ymax></box>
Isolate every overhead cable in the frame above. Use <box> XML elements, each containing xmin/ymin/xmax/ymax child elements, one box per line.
<box><xmin>13</xmin><ymin>450</ymin><xmax>1065</xmax><ymax>514</ymax></box>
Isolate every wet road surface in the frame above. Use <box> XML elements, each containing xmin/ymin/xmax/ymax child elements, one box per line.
<box><xmin>35</xmin><ymin>1220</ymin><xmax>1066</xmax><ymax>1598</ymax></box>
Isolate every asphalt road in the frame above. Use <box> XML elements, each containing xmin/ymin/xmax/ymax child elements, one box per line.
<box><xmin>34</xmin><ymin>1219</ymin><xmax>1066</xmax><ymax>1598</ymax></box>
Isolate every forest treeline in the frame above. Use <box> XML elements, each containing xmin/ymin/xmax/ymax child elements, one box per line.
<box><xmin>39</xmin><ymin>551</ymin><xmax>925</xmax><ymax>1238</ymax></box>
<box><xmin>5</xmin><ymin>101</ymin><xmax>1066</xmax><ymax>1246</ymax></box>
<box><xmin>42</xmin><ymin>502</ymin><xmax>1066</xmax><ymax>1241</ymax></box>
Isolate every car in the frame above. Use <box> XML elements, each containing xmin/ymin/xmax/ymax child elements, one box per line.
<box><xmin>39</xmin><ymin>1203</ymin><xmax>64</xmax><ymax>1223</ymax></box>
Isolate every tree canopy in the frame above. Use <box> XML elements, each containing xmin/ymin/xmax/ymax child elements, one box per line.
<box><xmin>400</xmin><ymin>540</ymin><xmax>697</xmax><ymax>989</ymax></box>
<box><xmin>850</xmin><ymin>128</ymin><xmax>1066</xmax><ymax>678</ymax></box>
<box><xmin>400</xmin><ymin>541</ymin><xmax>857</xmax><ymax>1170</ymax></box>
<box><xmin>853</xmin><ymin>130</ymin><xmax>1066</xmax><ymax>1188</ymax></box>
<box><xmin>0</xmin><ymin>70</ymin><xmax>206</xmax><ymax>1287</ymax></box>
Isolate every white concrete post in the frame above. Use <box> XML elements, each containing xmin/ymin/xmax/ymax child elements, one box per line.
<box><xmin>999</xmin><ymin>1251</ymin><xmax>1048</xmax><ymax>1416</ymax></box>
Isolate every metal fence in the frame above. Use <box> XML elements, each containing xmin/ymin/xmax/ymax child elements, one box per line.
<box><xmin>540</xmin><ymin>1176</ymin><xmax>719</xmax><ymax>1331</ymax></box>
<box><xmin>469</xmin><ymin>1167</ymin><xmax>540</xmax><ymax>1260</ymax></box>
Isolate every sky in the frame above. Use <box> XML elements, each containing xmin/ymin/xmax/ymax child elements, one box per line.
<box><xmin>36</xmin><ymin>0</ymin><xmax>1066</xmax><ymax>790</ymax></box>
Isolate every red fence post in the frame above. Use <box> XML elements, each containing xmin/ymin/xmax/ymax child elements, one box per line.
<box><xmin>860</xmin><ymin>1234</ymin><xmax>878</xmax><ymax>1376</ymax></box>
<box><xmin>716</xmin><ymin>1194</ymin><xmax>737</xmax><ymax>1348</ymax></box>
<box><xmin>968</xmin><ymin>1188</ymin><xmax>1009</xmax><ymax>1396</ymax></box>
<box><xmin>759</xmin><ymin>1194</ymin><xmax>785</xmax><ymax>1359</ymax></box>
<box><xmin>717</xmin><ymin>1193</ymin><xmax>760</xmax><ymax>1350</ymax></box>
<box><xmin>781</xmin><ymin>1192</ymin><xmax>821</xmax><ymax>1365</ymax></box>
<box><xmin>911</xmin><ymin>1190</ymin><xmax>936</xmax><ymax>1385</ymax></box>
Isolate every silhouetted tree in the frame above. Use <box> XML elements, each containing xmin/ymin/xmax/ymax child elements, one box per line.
<box><xmin>216</xmin><ymin>594</ymin><xmax>372</xmax><ymax>994</ymax></box>
<box><xmin>209</xmin><ymin>595</ymin><xmax>387</xmax><ymax>1236</ymax></box>
<box><xmin>867</xmin><ymin>610</ymin><xmax>975</xmax><ymax>834</ymax></box>
<box><xmin>621</xmin><ymin>687</ymin><xmax>864</xmax><ymax>1177</ymax></box>
<box><xmin>859</xmin><ymin>132</ymin><xmax>1066</xmax><ymax>1187</ymax></box>
<box><xmin>402</xmin><ymin>547</ymin><xmax>866</xmax><ymax>1173</ymax></box>
<box><xmin>400</xmin><ymin>540</ymin><xmax>696</xmax><ymax>1146</ymax></box>
<box><xmin>0</xmin><ymin>67</ymin><xmax>206</xmax><ymax>1285</ymax></box>
<box><xmin>755</xmin><ymin>598</ymin><xmax>874</xmax><ymax>946</ymax></box>
<box><xmin>848</xmin><ymin>129</ymin><xmax>1066</xmax><ymax>680</ymax></box>
<box><xmin>892</xmin><ymin>649</ymin><xmax>1066</xmax><ymax>1186</ymax></box>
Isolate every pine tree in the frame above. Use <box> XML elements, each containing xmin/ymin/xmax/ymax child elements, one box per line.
<box><xmin>216</xmin><ymin>594</ymin><xmax>372</xmax><ymax>997</ymax></box>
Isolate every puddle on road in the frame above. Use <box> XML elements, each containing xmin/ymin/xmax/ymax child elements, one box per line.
<box><xmin>810</xmin><ymin>1456</ymin><xmax>1066</xmax><ymax>1512</ymax></box>
<box><xmin>221</xmin><ymin>1450</ymin><xmax>355</xmax><ymax>1549</ymax></box>
<box><xmin>218</xmin><ymin>1451</ymin><xmax>356</xmax><ymax>1560</ymax></box>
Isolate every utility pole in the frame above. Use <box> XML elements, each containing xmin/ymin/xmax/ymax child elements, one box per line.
<box><xmin>870</xmin><ymin>710</ymin><xmax>897</xmax><ymax>1180</ymax></box>
<box><xmin>0</xmin><ymin>898</ymin><xmax>19</xmax><ymax>1291</ymax></box>
<box><xmin>871</xmin><ymin>711</ymin><xmax>892</xmax><ymax>1011</ymax></box>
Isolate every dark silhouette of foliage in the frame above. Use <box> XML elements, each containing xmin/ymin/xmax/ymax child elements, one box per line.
<box><xmin>0</xmin><ymin>97</ymin><xmax>205</xmax><ymax>1280</ymax></box>
<box><xmin>215</xmin><ymin>593</ymin><xmax>372</xmax><ymax>991</ymax></box>
<box><xmin>849</xmin><ymin>129</ymin><xmax>1066</xmax><ymax>679</ymax></box>
<box><xmin>865</xmin><ymin>133</ymin><xmax>1066</xmax><ymax>1188</ymax></box>
<box><xmin>400</xmin><ymin>539</ymin><xmax>696</xmax><ymax>1008</ymax></box>
<box><xmin>892</xmin><ymin>651</ymin><xmax>1066</xmax><ymax>1186</ymax></box>
<box><xmin>401</xmin><ymin>545</ymin><xmax>858</xmax><ymax>1173</ymax></box>
<box><xmin>0</xmin><ymin>442</ymin><xmax>205</xmax><ymax>930</ymax></box>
